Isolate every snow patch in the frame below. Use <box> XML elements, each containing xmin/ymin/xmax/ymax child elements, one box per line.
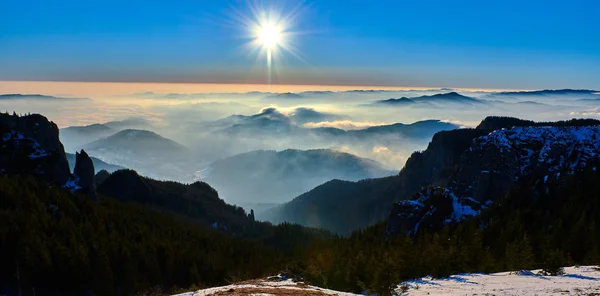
<box><xmin>64</xmin><ymin>176</ymin><xmax>81</xmax><ymax>192</ymax></box>
<box><xmin>449</xmin><ymin>194</ymin><xmax>480</xmax><ymax>222</ymax></box>
<box><xmin>172</xmin><ymin>277</ymin><xmax>359</xmax><ymax>296</ymax></box>
<box><xmin>476</xmin><ymin>126</ymin><xmax>600</xmax><ymax>175</ymax></box>
<box><xmin>399</xmin><ymin>266</ymin><xmax>600</xmax><ymax>295</ymax></box>
<box><xmin>1</xmin><ymin>130</ymin><xmax>51</xmax><ymax>159</ymax></box>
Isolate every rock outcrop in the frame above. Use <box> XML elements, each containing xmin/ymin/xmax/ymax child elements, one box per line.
<box><xmin>387</xmin><ymin>120</ymin><xmax>600</xmax><ymax>236</ymax></box>
<box><xmin>0</xmin><ymin>113</ymin><xmax>98</xmax><ymax>200</ymax></box>
<box><xmin>387</xmin><ymin>187</ymin><xmax>485</xmax><ymax>236</ymax></box>
<box><xmin>451</xmin><ymin>126</ymin><xmax>600</xmax><ymax>202</ymax></box>
<box><xmin>0</xmin><ymin>112</ymin><xmax>71</xmax><ymax>185</ymax></box>
<box><xmin>73</xmin><ymin>149</ymin><xmax>97</xmax><ymax>201</ymax></box>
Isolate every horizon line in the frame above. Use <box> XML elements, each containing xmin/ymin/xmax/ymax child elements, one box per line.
<box><xmin>0</xmin><ymin>80</ymin><xmax>534</xmax><ymax>96</ymax></box>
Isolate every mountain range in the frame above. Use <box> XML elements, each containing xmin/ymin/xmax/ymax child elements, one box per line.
<box><xmin>372</xmin><ymin>92</ymin><xmax>487</xmax><ymax>107</ymax></box>
<box><xmin>484</xmin><ymin>89</ymin><xmax>600</xmax><ymax>101</ymax></box>
<box><xmin>60</xmin><ymin>117</ymin><xmax>153</xmax><ymax>151</ymax></box>
<box><xmin>207</xmin><ymin>107</ymin><xmax>458</xmax><ymax>141</ymax></box>
<box><xmin>82</xmin><ymin>129</ymin><xmax>190</xmax><ymax>180</ymax></box>
<box><xmin>0</xmin><ymin>94</ymin><xmax>89</xmax><ymax>101</ymax></box>
<box><xmin>265</xmin><ymin>116</ymin><xmax>600</xmax><ymax>235</ymax></box>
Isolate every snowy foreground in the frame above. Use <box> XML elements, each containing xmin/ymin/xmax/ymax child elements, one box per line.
<box><xmin>172</xmin><ymin>275</ymin><xmax>358</xmax><ymax>296</ymax></box>
<box><xmin>400</xmin><ymin>266</ymin><xmax>600</xmax><ymax>296</ymax></box>
<box><xmin>174</xmin><ymin>266</ymin><xmax>600</xmax><ymax>296</ymax></box>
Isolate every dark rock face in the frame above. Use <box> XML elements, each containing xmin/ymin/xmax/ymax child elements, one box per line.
<box><xmin>451</xmin><ymin>126</ymin><xmax>600</xmax><ymax>202</ymax></box>
<box><xmin>0</xmin><ymin>113</ymin><xmax>71</xmax><ymax>185</ymax></box>
<box><xmin>387</xmin><ymin>123</ymin><xmax>600</xmax><ymax>236</ymax></box>
<box><xmin>0</xmin><ymin>113</ymin><xmax>99</xmax><ymax>201</ymax></box>
<box><xmin>387</xmin><ymin>186</ymin><xmax>486</xmax><ymax>236</ymax></box>
<box><xmin>73</xmin><ymin>149</ymin><xmax>97</xmax><ymax>201</ymax></box>
<box><xmin>392</xmin><ymin>129</ymin><xmax>490</xmax><ymax>203</ymax></box>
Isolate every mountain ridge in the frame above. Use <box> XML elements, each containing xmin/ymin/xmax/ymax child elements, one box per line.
<box><xmin>201</xmin><ymin>148</ymin><xmax>395</xmax><ymax>207</ymax></box>
<box><xmin>373</xmin><ymin>91</ymin><xmax>486</xmax><ymax>107</ymax></box>
<box><xmin>268</xmin><ymin>116</ymin><xmax>600</xmax><ymax>235</ymax></box>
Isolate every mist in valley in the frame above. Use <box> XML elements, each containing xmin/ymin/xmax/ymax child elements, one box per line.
<box><xmin>2</xmin><ymin>87</ymin><xmax>599</xmax><ymax>213</ymax></box>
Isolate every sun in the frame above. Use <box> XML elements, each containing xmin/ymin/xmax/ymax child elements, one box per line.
<box><xmin>230</xmin><ymin>2</ymin><xmax>307</xmax><ymax>83</ymax></box>
<box><xmin>258</xmin><ymin>23</ymin><xmax>282</xmax><ymax>49</ymax></box>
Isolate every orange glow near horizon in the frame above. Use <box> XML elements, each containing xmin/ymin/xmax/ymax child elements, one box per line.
<box><xmin>0</xmin><ymin>81</ymin><xmax>524</xmax><ymax>98</ymax></box>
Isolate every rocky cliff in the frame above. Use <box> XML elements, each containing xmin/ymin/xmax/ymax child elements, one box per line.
<box><xmin>0</xmin><ymin>113</ymin><xmax>96</xmax><ymax>199</ymax></box>
<box><xmin>0</xmin><ymin>113</ymin><xmax>71</xmax><ymax>184</ymax></box>
<box><xmin>387</xmin><ymin>120</ymin><xmax>600</xmax><ymax>236</ymax></box>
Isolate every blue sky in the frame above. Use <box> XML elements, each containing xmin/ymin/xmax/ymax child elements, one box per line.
<box><xmin>1</xmin><ymin>0</ymin><xmax>599</xmax><ymax>89</ymax></box>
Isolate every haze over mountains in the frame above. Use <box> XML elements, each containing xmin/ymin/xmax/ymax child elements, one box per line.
<box><xmin>4</xmin><ymin>87</ymin><xmax>597</xmax><ymax>211</ymax></box>
<box><xmin>200</xmin><ymin>149</ymin><xmax>395</xmax><ymax>209</ymax></box>
<box><xmin>54</xmin><ymin>107</ymin><xmax>457</xmax><ymax>205</ymax></box>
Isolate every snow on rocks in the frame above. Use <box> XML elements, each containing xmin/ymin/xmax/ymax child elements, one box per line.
<box><xmin>1</xmin><ymin>130</ymin><xmax>51</xmax><ymax>159</ymax></box>
<box><xmin>64</xmin><ymin>176</ymin><xmax>82</xmax><ymax>192</ymax></box>
<box><xmin>388</xmin><ymin>187</ymin><xmax>485</xmax><ymax>236</ymax></box>
<box><xmin>388</xmin><ymin>125</ymin><xmax>600</xmax><ymax>237</ymax></box>
<box><xmin>452</xmin><ymin>125</ymin><xmax>600</xmax><ymax>204</ymax></box>
<box><xmin>398</xmin><ymin>266</ymin><xmax>600</xmax><ymax>296</ymax></box>
<box><xmin>172</xmin><ymin>276</ymin><xmax>360</xmax><ymax>296</ymax></box>
<box><xmin>475</xmin><ymin>126</ymin><xmax>600</xmax><ymax>175</ymax></box>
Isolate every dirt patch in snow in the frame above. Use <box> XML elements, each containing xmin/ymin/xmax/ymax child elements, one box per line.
<box><xmin>205</xmin><ymin>286</ymin><xmax>331</xmax><ymax>295</ymax></box>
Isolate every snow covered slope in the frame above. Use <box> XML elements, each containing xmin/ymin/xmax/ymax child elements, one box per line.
<box><xmin>172</xmin><ymin>275</ymin><xmax>359</xmax><ymax>296</ymax></box>
<box><xmin>399</xmin><ymin>266</ymin><xmax>600</xmax><ymax>296</ymax></box>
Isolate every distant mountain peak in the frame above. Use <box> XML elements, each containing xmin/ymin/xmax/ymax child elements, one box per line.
<box><xmin>494</xmin><ymin>89</ymin><xmax>599</xmax><ymax>96</ymax></box>
<box><xmin>0</xmin><ymin>93</ymin><xmax>90</xmax><ymax>100</ymax></box>
<box><xmin>88</xmin><ymin>128</ymin><xmax>186</xmax><ymax>150</ymax></box>
<box><xmin>376</xmin><ymin>97</ymin><xmax>416</xmax><ymax>105</ymax></box>
<box><xmin>373</xmin><ymin>92</ymin><xmax>483</xmax><ymax>106</ymax></box>
<box><xmin>264</xmin><ymin>92</ymin><xmax>303</xmax><ymax>99</ymax></box>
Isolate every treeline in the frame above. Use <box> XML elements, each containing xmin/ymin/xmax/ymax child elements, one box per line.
<box><xmin>96</xmin><ymin>169</ymin><xmax>332</xmax><ymax>242</ymax></box>
<box><xmin>1</xmin><ymin>162</ymin><xmax>600</xmax><ymax>295</ymax></box>
<box><xmin>295</xmin><ymin>162</ymin><xmax>600</xmax><ymax>295</ymax></box>
<box><xmin>476</xmin><ymin>116</ymin><xmax>600</xmax><ymax>130</ymax></box>
<box><xmin>0</xmin><ymin>176</ymin><xmax>323</xmax><ymax>296</ymax></box>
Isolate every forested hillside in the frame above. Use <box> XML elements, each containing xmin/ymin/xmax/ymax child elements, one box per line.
<box><xmin>0</xmin><ymin>176</ymin><xmax>333</xmax><ymax>296</ymax></box>
<box><xmin>295</xmin><ymin>162</ymin><xmax>600</xmax><ymax>295</ymax></box>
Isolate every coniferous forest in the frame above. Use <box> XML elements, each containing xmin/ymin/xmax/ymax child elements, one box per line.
<box><xmin>1</xmin><ymin>159</ymin><xmax>599</xmax><ymax>295</ymax></box>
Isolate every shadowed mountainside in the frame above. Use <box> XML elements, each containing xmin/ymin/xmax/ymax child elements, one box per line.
<box><xmin>202</xmin><ymin>149</ymin><xmax>396</xmax><ymax>207</ymax></box>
